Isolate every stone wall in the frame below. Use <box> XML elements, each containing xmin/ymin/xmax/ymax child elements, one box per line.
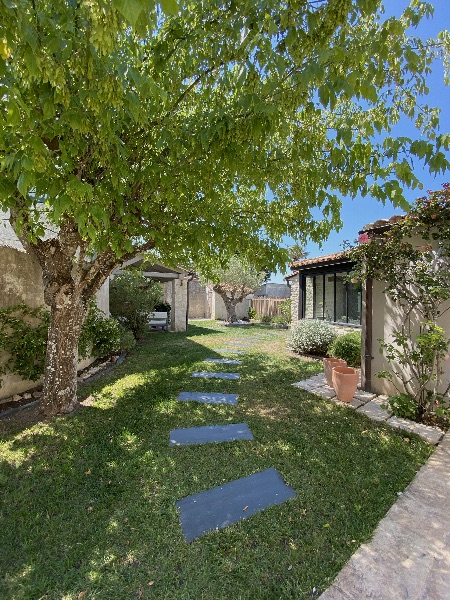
<box><xmin>163</xmin><ymin>278</ymin><xmax>188</xmax><ymax>332</ymax></box>
<box><xmin>289</xmin><ymin>275</ymin><xmax>300</xmax><ymax>323</ymax></box>
<box><xmin>188</xmin><ymin>279</ymin><xmax>210</xmax><ymax>318</ymax></box>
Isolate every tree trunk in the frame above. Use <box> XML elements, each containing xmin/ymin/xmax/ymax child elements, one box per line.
<box><xmin>221</xmin><ymin>294</ymin><xmax>239</xmax><ymax>323</ymax></box>
<box><xmin>40</xmin><ymin>287</ymin><xmax>87</xmax><ymax>417</ymax></box>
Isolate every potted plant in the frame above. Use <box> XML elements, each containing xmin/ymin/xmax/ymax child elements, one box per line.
<box><xmin>323</xmin><ymin>357</ymin><xmax>347</xmax><ymax>386</ymax></box>
<box><xmin>332</xmin><ymin>366</ymin><xmax>359</xmax><ymax>402</ymax></box>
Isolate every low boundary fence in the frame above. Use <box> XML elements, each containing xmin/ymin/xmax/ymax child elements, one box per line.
<box><xmin>250</xmin><ymin>298</ymin><xmax>286</xmax><ymax>317</ymax></box>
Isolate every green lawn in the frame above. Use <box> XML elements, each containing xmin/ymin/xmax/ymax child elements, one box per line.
<box><xmin>0</xmin><ymin>321</ymin><xmax>433</xmax><ymax>599</ymax></box>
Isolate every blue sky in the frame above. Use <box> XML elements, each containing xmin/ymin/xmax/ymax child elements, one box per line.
<box><xmin>271</xmin><ymin>0</ymin><xmax>450</xmax><ymax>283</ymax></box>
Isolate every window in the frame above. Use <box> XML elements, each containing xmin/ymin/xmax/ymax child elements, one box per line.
<box><xmin>302</xmin><ymin>271</ymin><xmax>361</xmax><ymax>326</ymax></box>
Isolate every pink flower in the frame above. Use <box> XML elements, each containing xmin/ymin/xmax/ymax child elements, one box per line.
<box><xmin>417</xmin><ymin>245</ymin><xmax>432</xmax><ymax>252</ymax></box>
<box><xmin>358</xmin><ymin>233</ymin><xmax>370</xmax><ymax>244</ymax></box>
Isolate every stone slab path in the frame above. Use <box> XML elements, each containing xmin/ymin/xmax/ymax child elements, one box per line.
<box><xmin>319</xmin><ymin>432</ymin><xmax>450</xmax><ymax>600</ymax></box>
<box><xmin>174</xmin><ymin>336</ymin><xmax>295</xmax><ymax>542</ymax></box>
<box><xmin>176</xmin><ymin>467</ymin><xmax>296</xmax><ymax>543</ymax></box>
<box><xmin>192</xmin><ymin>371</ymin><xmax>239</xmax><ymax>380</ymax></box>
<box><xmin>216</xmin><ymin>349</ymin><xmax>247</xmax><ymax>354</ymax></box>
<box><xmin>292</xmin><ymin>373</ymin><xmax>444</xmax><ymax>445</ymax></box>
<box><xmin>177</xmin><ymin>392</ymin><xmax>239</xmax><ymax>405</ymax></box>
<box><xmin>169</xmin><ymin>423</ymin><xmax>254</xmax><ymax>446</ymax></box>
<box><xmin>204</xmin><ymin>358</ymin><xmax>242</xmax><ymax>365</ymax></box>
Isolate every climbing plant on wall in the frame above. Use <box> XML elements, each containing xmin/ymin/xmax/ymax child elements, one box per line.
<box><xmin>348</xmin><ymin>185</ymin><xmax>450</xmax><ymax>425</ymax></box>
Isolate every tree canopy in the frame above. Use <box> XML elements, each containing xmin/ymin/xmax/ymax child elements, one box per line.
<box><xmin>1</xmin><ymin>0</ymin><xmax>449</xmax><ymax>414</ymax></box>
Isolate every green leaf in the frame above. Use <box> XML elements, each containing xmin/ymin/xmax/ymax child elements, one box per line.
<box><xmin>318</xmin><ymin>85</ymin><xmax>330</xmax><ymax>108</ymax></box>
<box><xmin>6</xmin><ymin>102</ymin><xmax>20</xmax><ymax>126</ymax></box>
<box><xmin>52</xmin><ymin>195</ymin><xmax>72</xmax><ymax>221</ymax></box>
<box><xmin>160</xmin><ymin>0</ymin><xmax>178</xmax><ymax>15</ymax></box>
<box><xmin>113</xmin><ymin>0</ymin><xmax>145</xmax><ymax>28</ymax></box>
<box><xmin>17</xmin><ymin>171</ymin><xmax>34</xmax><ymax>197</ymax></box>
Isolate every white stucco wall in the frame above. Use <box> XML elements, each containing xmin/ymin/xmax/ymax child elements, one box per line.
<box><xmin>367</xmin><ymin>235</ymin><xmax>450</xmax><ymax>401</ymax></box>
<box><xmin>211</xmin><ymin>292</ymin><xmax>251</xmax><ymax>320</ymax></box>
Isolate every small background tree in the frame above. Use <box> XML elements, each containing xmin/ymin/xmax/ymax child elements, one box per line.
<box><xmin>200</xmin><ymin>257</ymin><xmax>266</xmax><ymax>323</ymax></box>
<box><xmin>348</xmin><ymin>185</ymin><xmax>450</xmax><ymax>425</ymax></box>
<box><xmin>109</xmin><ymin>271</ymin><xmax>163</xmax><ymax>338</ymax></box>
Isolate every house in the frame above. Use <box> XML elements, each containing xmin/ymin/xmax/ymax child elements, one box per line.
<box><xmin>0</xmin><ymin>213</ymin><xmax>108</xmax><ymax>399</ymax></box>
<box><xmin>289</xmin><ymin>211</ymin><xmax>450</xmax><ymax>401</ymax></box>
<box><xmin>288</xmin><ymin>252</ymin><xmax>361</xmax><ymax>331</ymax></box>
<box><xmin>358</xmin><ymin>217</ymin><xmax>450</xmax><ymax>398</ymax></box>
<box><xmin>253</xmin><ymin>283</ymin><xmax>291</xmax><ymax>298</ymax></box>
<box><xmin>112</xmin><ymin>258</ymin><xmax>188</xmax><ymax>332</ymax></box>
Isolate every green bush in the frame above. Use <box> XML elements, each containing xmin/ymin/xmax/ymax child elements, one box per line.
<box><xmin>0</xmin><ymin>302</ymin><xmax>124</xmax><ymax>382</ymax></box>
<box><xmin>117</xmin><ymin>325</ymin><xmax>136</xmax><ymax>352</ymax></box>
<box><xmin>78</xmin><ymin>303</ymin><xmax>122</xmax><ymax>359</ymax></box>
<box><xmin>248</xmin><ymin>306</ymin><xmax>257</xmax><ymax>319</ymax></box>
<box><xmin>288</xmin><ymin>319</ymin><xmax>338</xmax><ymax>356</ymax></box>
<box><xmin>110</xmin><ymin>270</ymin><xmax>163</xmax><ymax>338</ymax></box>
<box><xmin>154</xmin><ymin>301</ymin><xmax>171</xmax><ymax>315</ymax></box>
<box><xmin>388</xmin><ymin>393</ymin><xmax>418</xmax><ymax>420</ymax></box>
<box><xmin>272</xmin><ymin>315</ymin><xmax>287</xmax><ymax>325</ymax></box>
<box><xmin>328</xmin><ymin>331</ymin><xmax>362</xmax><ymax>367</ymax></box>
<box><xmin>0</xmin><ymin>304</ymin><xmax>49</xmax><ymax>382</ymax></box>
<box><xmin>279</xmin><ymin>298</ymin><xmax>292</xmax><ymax>324</ymax></box>
<box><xmin>260</xmin><ymin>314</ymin><xmax>272</xmax><ymax>324</ymax></box>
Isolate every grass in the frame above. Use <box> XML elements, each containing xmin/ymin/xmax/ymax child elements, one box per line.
<box><xmin>0</xmin><ymin>321</ymin><xmax>433</xmax><ymax>599</ymax></box>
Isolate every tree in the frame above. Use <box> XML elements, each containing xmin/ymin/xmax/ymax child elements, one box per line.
<box><xmin>201</xmin><ymin>256</ymin><xmax>266</xmax><ymax>323</ymax></box>
<box><xmin>109</xmin><ymin>270</ymin><xmax>163</xmax><ymax>339</ymax></box>
<box><xmin>1</xmin><ymin>1</ymin><xmax>449</xmax><ymax>415</ymax></box>
<box><xmin>288</xmin><ymin>242</ymin><xmax>309</xmax><ymax>263</ymax></box>
<box><xmin>347</xmin><ymin>185</ymin><xmax>450</xmax><ymax>423</ymax></box>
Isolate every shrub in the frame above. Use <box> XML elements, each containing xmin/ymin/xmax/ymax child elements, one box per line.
<box><xmin>388</xmin><ymin>393</ymin><xmax>418</xmax><ymax>420</ymax></box>
<box><xmin>78</xmin><ymin>303</ymin><xmax>122</xmax><ymax>358</ymax></box>
<box><xmin>328</xmin><ymin>331</ymin><xmax>362</xmax><ymax>367</ymax></box>
<box><xmin>279</xmin><ymin>298</ymin><xmax>292</xmax><ymax>324</ymax></box>
<box><xmin>288</xmin><ymin>319</ymin><xmax>338</xmax><ymax>356</ymax></box>
<box><xmin>0</xmin><ymin>302</ymin><xmax>124</xmax><ymax>382</ymax></box>
<box><xmin>154</xmin><ymin>301</ymin><xmax>171</xmax><ymax>315</ymax></box>
<box><xmin>117</xmin><ymin>325</ymin><xmax>136</xmax><ymax>352</ymax></box>
<box><xmin>0</xmin><ymin>304</ymin><xmax>49</xmax><ymax>382</ymax></box>
<box><xmin>248</xmin><ymin>306</ymin><xmax>257</xmax><ymax>319</ymax></box>
<box><xmin>272</xmin><ymin>315</ymin><xmax>287</xmax><ymax>325</ymax></box>
<box><xmin>260</xmin><ymin>314</ymin><xmax>272</xmax><ymax>324</ymax></box>
<box><xmin>110</xmin><ymin>270</ymin><xmax>163</xmax><ymax>338</ymax></box>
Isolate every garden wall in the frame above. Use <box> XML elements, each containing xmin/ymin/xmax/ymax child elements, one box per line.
<box><xmin>0</xmin><ymin>244</ymin><xmax>109</xmax><ymax>400</ymax></box>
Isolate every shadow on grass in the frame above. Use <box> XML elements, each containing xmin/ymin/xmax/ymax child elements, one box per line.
<box><xmin>0</xmin><ymin>325</ymin><xmax>433</xmax><ymax>599</ymax></box>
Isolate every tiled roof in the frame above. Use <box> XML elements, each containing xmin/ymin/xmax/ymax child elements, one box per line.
<box><xmin>359</xmin><ymin>214</ymin><xmax>404</xmax><ymax>233</ymax></box>
<box><xmin>290</xmin><ymin>251</ymin><xmax>348</xmax><ymax>269</ymax></box>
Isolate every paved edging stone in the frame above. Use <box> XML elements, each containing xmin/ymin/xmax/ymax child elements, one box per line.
<box><xmin>292</xmin><ymin>374</ymin><xmax>445</xmax><ymax>445</ymax></box>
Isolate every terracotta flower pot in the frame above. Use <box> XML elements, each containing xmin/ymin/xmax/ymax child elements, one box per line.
<box><xmin>332</xmin><ymin>366</ymin><xmax>359</xmax><ymax>402</ymax></box>
<box><xmin>323</xmin><ymin>358</ymin><xmax>347</xmax><ymax>387</ymax></box>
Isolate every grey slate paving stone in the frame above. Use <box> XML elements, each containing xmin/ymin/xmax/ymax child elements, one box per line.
<box><xmin>176</xmin><ymin>467</ymin><xmax>296</xmax><ymax>542</ymax></box>
<box><xmin>192</xmin><ymin>371</ymin><xmax>239</xmax><ymax>380</ymax></box>
<box><xmin>177</xmin><ymin>392</ymin><xmax>239</xmax><ymax>405</ymax></box>
<box><xmin>216</xmin><ymin>349</ymin><xmax>247</xmax><ymax>354</ymax></box>
<box><xmin>204</xmin><ymin>358</ymin><xmax>243</xmax><ymax>365</ymax></box>
<box><xmin>169</xmin><ymin>423</ymin><xmax>254</xmax><ymax>446</ymax></box>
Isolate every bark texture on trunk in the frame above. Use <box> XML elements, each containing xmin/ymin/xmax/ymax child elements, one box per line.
<box><xmin>40</xmin><ymin>287</ymin><xmax>86</xmax><ymax>416</ymax></box>
<box><xmin>223</xmin><ymin>295</ymin><xmax>238</xmax><ymax>322</ymax></box>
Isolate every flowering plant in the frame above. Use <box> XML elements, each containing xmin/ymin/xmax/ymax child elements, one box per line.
<box><xmin>347</xmin><ymin>185</ymin><xmax>450</xmax><ymax>424</ymax></box>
